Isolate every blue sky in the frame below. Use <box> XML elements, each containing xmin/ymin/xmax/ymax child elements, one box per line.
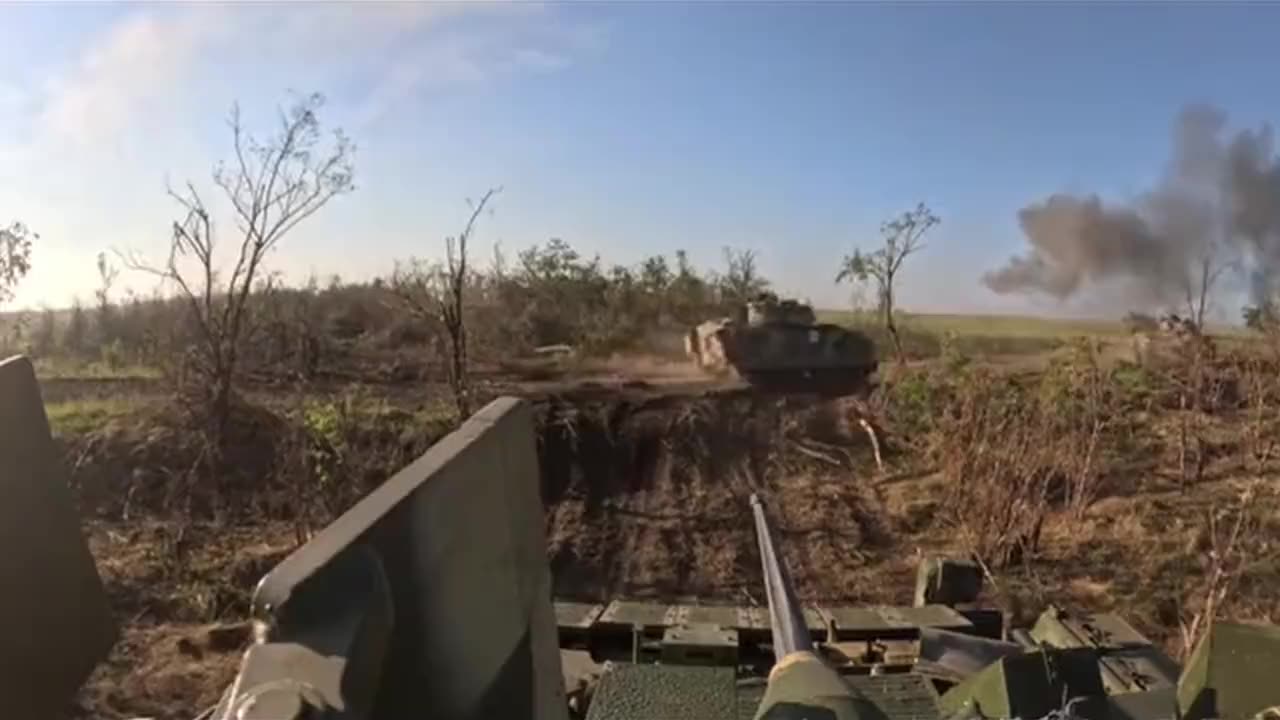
<box><xmin>2</xmin><ymin>1</ymin><xmax>1279</xmax><ymax>317</ymax></box>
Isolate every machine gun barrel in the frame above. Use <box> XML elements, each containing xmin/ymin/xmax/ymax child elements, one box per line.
<box><xmin>750</xmin><ymin>493</ymin><xmax>813</xmax><ymax>660</ymax></box>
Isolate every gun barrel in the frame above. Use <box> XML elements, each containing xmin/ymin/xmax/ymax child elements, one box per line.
<box><xmin>750</xmin><ymin>493</ymin><xmax>813</xmax><ymax>660</ymax></box>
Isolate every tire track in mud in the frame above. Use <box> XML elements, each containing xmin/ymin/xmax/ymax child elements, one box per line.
<box><xmin>536</xmin><ymin>387</ymin><xmax>893</xmax><ymax>606</ymax></box>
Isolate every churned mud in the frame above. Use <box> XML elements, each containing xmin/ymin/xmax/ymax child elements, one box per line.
<box><xmin>534</xmin><ymin>387</ymin><xmax>900</xmax><ymax>605</ymax></box>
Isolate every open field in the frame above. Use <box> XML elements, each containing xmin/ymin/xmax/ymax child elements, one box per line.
<box><xmin>818</xmin><ymin>309</ymin><xmax>1134</xmax><ymax>338</ymax></box>
<box><xmin>15</xmin><ymin>11</ymin><xmax>1280</xmax><ymax>717</ymax></box>
<box><xmin>6</xmin><ymin>244</ymin><xmax>1276</xmax><ymax>718</ymax></box>
<box><xmin>28</xmin><ymin>309</ymin><xmax>1277</xmax><ymax>718</ymax></box>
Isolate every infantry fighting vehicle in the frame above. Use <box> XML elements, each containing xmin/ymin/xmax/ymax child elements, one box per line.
<box><xmin>685</xmin><ymin>293</ymin><xmax>879</xmax><ymax>394</ymax></box>
<box><xmin>5</xmin><ymin>354</ymin><xmax>1280</xmax><ymax>720</ymax></box>
<box><xmin>1130</xmin><ymin>312</ymin><xmax>1216</xmax><ymax>369</ymax></box>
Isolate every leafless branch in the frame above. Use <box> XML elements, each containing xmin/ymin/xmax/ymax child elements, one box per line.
<box><xmin>120</xmin><ymin>92</ymin><xmax>354</xmax><ymax>440</ymax></box>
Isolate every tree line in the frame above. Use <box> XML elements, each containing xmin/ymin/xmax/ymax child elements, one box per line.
<box><xmin>2</xmin><ymin>90</ymin><xmax>939</xmax><ymax>435</ymax></box>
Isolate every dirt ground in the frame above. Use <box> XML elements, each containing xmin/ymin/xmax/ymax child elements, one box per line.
<box><xmin>62</xmin><ymin>348</ymin><xmax>1280</xmax><ymax>719</ymax></box>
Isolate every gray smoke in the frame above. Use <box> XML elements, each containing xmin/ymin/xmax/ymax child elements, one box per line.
<box><xmin>983</xmin><ymin>104</ymin><xmax>1280</xmax><ymax>312</ymax></box>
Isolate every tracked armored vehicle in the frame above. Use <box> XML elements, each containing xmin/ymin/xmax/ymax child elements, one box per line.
<box><xmin>7</xmin><ymin>354</ymin><xmax>1280</xmax><ymax>720</ymax></box>
<box><xmin>1131</xmin><ymin>312</ymin><xmax>1216</xmax><ymax>368</ymax></box>
<box><xmin>685</xmin><ymin>292</ymin><xmax>878</xmax><ymax>394</ymax></box>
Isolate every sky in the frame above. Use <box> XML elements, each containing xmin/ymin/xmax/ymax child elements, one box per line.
<box><xmin>3</xmin><ymin>1</ymin><xmax>1280</xmax><ymax>318</ymax></box>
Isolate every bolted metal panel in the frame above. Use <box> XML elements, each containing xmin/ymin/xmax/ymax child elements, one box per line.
<box><xmin>0</xmin><ymin>356</ymin><xmax>117</xmax><ymax>719</ymax></box>
<box><xmin>1032</xmin><ymin>606</ymin><xmax>1154</xmax><ymax>650</ymax></box>
<box><xmin>581</xmin><ymin>602</ymin><xmax>984</xmax><ymax>642</ymax></box>
<box><xmin>826</xmin><ymin>639</ymin><xmax>921</xmax><ymax>670</ymax></box>
<box><xmin>848</xmin><ymin>674</ymin><xmax>944</xmax><ymax>720</ymax></box>
<box><xmin>556</xmin><ymin>602</ymin><xmax>605</xmax><ymax>629</ymax></box>
<box><xmin>821</xmin><ymin>606</ymin><xmax>898</xmax><ymax>636</ymax></box>
<box><xmin>597</xmin><ymin>601</ymin><xmax>677</xmax><ymax>629</ymax></box>
<box><xmin>819</xmin><ymin>605</ymin><xmax>972</xmax><ymax>641</ymax></box>
<box><xmin>891</xmin><ymin>605</ymin><xmax>974</xmax><ymax>632</ymax></box>
<box><xmin>586</xmin><ymin>665</ymin><xmax>737</xmax><ymax>720</ymax></box>
<box><xmin>674</xmin><ymin>604</ymin><xmax>753</xmax><ymax>630</ymax></box>
<box><xmin>661</xmin><ymin>624</ymin><xmax>739</xmax><ymax>666</ymax></box>
<box><xmin>1031</xmin><ymin>606</ymin><xmax>1179</xmax><ymax>694</ymax></box>
<box><xmin>1098</xmin><ymin>647</ymin><xmax>1180</xmax><ymax>694</ymax></box>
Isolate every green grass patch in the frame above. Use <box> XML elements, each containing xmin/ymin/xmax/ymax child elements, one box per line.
<box><xmin>45</xmin><ymin>396</ymin><xmax>149</xmax><ymax>435</ymax></box>
<box><xmin>817</xmin><ymin>309</ymin><xmax>1129</xmax><ymax>339</ymax></box>
<box><xmin>811</xmin><ymin>309</ymin><xmax>1269</xmax><ymax>360</ymax></box>
<box><xmin>818</xmin><ymin>310</ymin><xmax>1071</xmax><ymax>359</ymax></box>
<box><xmin>32</xmin><ymin>356</ymin><xmax>162</xmax><ymax>380</ymax></box>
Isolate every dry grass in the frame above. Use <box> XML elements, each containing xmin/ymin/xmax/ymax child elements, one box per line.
<box><xmin>74</xmin><ymin>520</ymin><xmax>297</xmax><ymax>720</ymax></box>
<box><xmin>50</xmin><ymin>316</ymin><xmax>1280</xmax><ymax>716</ymax></box>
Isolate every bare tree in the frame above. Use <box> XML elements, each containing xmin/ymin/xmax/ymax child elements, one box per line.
<box><xmin>1177</xmin><ymin>482</ymin><xmax>1263</xmax><ymax>660</ymax></box>
<box><xmin>0</xmin><ymin>221</ymin><xmax>34</xmax><ymax>306</ymax></box>
<box><xmin>1183</xmin><ymin>240</ymin><xmax>1233</xmax><ymax>331</ymax></box>
<box><xmin>123</xmin><ymin>93</ymin><xmax>355</xmax><ymax>437</ymax></box>
<box><xmin>64</xmin><ymin>298</ymin><xmax>89</xmax><ymax>356</ymax></box>
<box><xmin>717</xmin><ymin>247</ymin><xmax>770</xmax><ymax>307</ymax></box>
<box><xmin>392</xmin><ymin>188</ymin><xmax>501</xmax><ymax>419</ymax></box>
<box><xmin>95</xmin><ymin>251</ymin><xmax>119</xmax><ymax>345</ymax></box>
<box><xmin>835</xmin><ymin>203</ymin><xmax>939</xmax><ymax>362</ymax></box>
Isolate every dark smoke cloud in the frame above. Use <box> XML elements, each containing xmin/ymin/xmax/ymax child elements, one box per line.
<box><xmin>984</xmin><ymin>104</ymin><xmax>1280</xmax><ymax>313</ymax></box>
<box><xmin>983</xmin><ymin>195</ymin><xmax>1184</xmax><ymax>302</ymax></box>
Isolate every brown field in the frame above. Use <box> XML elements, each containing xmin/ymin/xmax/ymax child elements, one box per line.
<box><xmin>32</xmin><ymin>311</ymin><xmax>1277</xmax><ymax>719</ymax></box>
<box><xmin>7</xmin><ymin>236</ymin><xmax>1273</xmax><ymax>718</ymax></box>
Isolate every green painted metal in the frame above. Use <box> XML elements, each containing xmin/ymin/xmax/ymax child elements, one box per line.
<box><xmin>557</xmin><ymin>602</ymin><xmax>606</xmax><ymax>629</ymax></box>
<box><xmin>1108</xmin><ymin>688</ymin><xmax>1179</xmax><ymax>720</ymax></box>
<box><xmin>561</xmin><ymin>601</ymin><xmax>974</xmax><ymax>642</ymax></box>
<box><xmin>940</xmin><ymin>647</ymin><xmax>1110</xmax><ymax>720</ymax></box>
<box><xmin>1177</xmin><ymin>622</ymin><xmax>1280</xmax><ymax>720</ymax></box>
<box><xmin>661</xmin><ymin>624</ymin><xmax>740</xmax><ymax>666</ymax></box>
<box><xmin>1031</xmin><ymin>606</ymin><xmax>1180</xmax><ymax>694</ymax></box>
<box><xmin>737</xmin><ymin>676</ymin><xmax>941</xmax><ymax>720</ymax></box>
<box><xmin>848</xmin><ymin>674</ymin><xmax>943</xmax><ymax>720</ymax></box>
<box><xmin>752</xmin><ymin>652</ymin><xmax>887</xmax><ymax>720</ymax></box>
<box><xmin>585</xmin><ymin>665</ymin><xmax>738</xmax><ymax>720</ymax></box>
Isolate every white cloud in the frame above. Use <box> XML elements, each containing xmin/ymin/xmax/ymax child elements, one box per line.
<box><xmin>347</xmin><ymin>4</ymin><xmax>604</xmax><ymax>128</ymax></box>
<box><xmin>23</xmin><ymin>2</ymin><xmax>598</xmax><ymax>147</ymax></box>
<box><xmin>35</xmin><ymin>6</ymin><xmax>232</xmax><ymax>148</ymax></box>
<box><xmin>2</xmin><ymin>1</ymin><xmax>607</xmax><ymax>309</ymax></box>
<box><xmin>0</xmin><ymin>81</ymin><xmax>25</xmax><ymax>114</ymax></box>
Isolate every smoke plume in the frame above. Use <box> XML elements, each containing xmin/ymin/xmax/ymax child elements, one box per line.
<box><xmin>983</xmin><ymin>104</ymin><xmax>1280</xmax><ymax>315</ymax></box>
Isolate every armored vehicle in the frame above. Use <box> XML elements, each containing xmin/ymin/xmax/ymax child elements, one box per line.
<box><xmin>6</xmin><ymin>354</ymin><xmax>1280</xmax><ymax>720</ymax></box>
<box><xmin>1131</xmin><ymin>312</ymin><xmax>1216</xmax><ymax>368</ymax></box>
<box><xmin>685</xmin><ymin>292</ymin><xmax>879</xmax><ymax>394</ymax></box>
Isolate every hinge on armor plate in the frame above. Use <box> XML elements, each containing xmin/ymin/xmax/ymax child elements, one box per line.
<box><xmin>660</xmin><ymin>624</ymin><xmax>739</xmax><ymax>666</ymax></box>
